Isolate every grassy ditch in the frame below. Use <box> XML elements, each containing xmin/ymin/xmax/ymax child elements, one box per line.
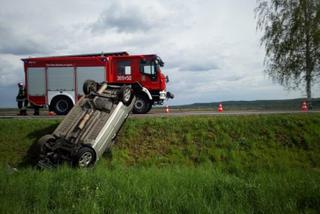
<box><xmin>0</xmin><ymin>113</ymin><xmax>320</xmax><ymax>213</ymax></box>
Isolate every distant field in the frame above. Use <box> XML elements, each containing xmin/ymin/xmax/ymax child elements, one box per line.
<box><xmin>173</xmin><ymin>97</ymin><xmax>320</xmax><ymax>111</ymax></box>
<box><xmin>1</xmin><ymin>114</ymin><xmax>320</xmax><ymax>213</ymax></box>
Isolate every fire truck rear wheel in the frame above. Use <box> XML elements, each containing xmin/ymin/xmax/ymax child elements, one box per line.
<box><xmin>75</xmin><ymin>147</ymin><xmax>96</xmax><ymax>168</ymax></box>
<box><xmin>50</xmin><ymin>96</ymin><xmax>73</xmax><ymax>115</ymax></box>
<box><xmin>133</xmin><ymin>95</ymin><xmax>151</xmax><ymax>114</ymax></box>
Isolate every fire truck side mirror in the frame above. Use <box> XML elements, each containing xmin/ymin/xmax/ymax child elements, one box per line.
<box><xmin>166</xmin><ymin>75</ymin><xmax>169</xmax><ymax>83</ymax></box>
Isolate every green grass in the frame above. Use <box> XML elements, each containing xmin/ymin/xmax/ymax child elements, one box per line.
<box><xmin>1</xmin><ymin>165</ymin><xmax>320</xmax><ymax>213</ymax></box>
<box><xmin>0</xmin><ymin>113</ymin><xmax>320</xmax><ymax>213</ymax></box>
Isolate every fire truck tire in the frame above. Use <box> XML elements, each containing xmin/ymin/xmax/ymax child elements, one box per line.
<box><xmin>120</xmin><ymin>86</ymin><xmax>133</xmax><ymax>106</ymax></box>
<box><xmin>74</xmin><ymin>147</ymin><xmax>96</xmax><ymax>168</ymax></box>
<box><xmin>132</xmin><ymin>94</ymin><xmax>151</xmax><ymax>114</ymax></box>
<box><xmin>50</xmin><ymin>96</ymin><xmax>73</xmax><ymax>115</ymax></box>
<box><xmin>83</xmin><ymin>80</ymin><xmax>98</xmax><ymax>95</ymax></box>
<box><xmin>146</xmin><ymin>102</ymin><xmax>153</xmax><ymax>112</ymax></box>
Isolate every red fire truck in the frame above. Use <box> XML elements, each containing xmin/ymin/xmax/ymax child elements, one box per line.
<box><xmin>22</xmin><ymin>52</ymin><xmax>174</xmax><ymax>115</ymax></box>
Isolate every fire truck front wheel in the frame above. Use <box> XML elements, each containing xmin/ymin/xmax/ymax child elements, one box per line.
<box><xmin>50</xmin><ymin>96</ymin><xmax>73</xmax><ymax>115</ymax></box>
<box><xmin>133</xmin><ymin>94</ymin><xmax>151</xmax><ymax>114</ymax></box>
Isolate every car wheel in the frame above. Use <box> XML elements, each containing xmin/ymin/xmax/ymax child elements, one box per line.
<box><xmin>83</xmin><ymin>80</ymin><xmax>98</xmax><ymax>95</ymax></box>
<box><xmin>132</xmin><ymin>95</ymin><xmax>151</xmax><ymax>114</ymax></box>
<box><xmin>75</xmin><ymin>147</ymin><xmax>96</xmax><ymax>168</ymax></box>
<box><xmin>38</xmin><ymin>134</ymin><xmax>55</xmax><ymax>149</ymax></box>
<box><xmin>120</xmin><ymin>86</ymin><xmax>133</xmax><ymax>106</ymax></box>
<box><xmin>50</xmin><ymin>96</ymin><xmax>73</xmax><ymax>115</ymax></box>
<box><xmin>37</xmin><ymin>134</ymin><xmax>55</xmax><ymax>159</ymax></box>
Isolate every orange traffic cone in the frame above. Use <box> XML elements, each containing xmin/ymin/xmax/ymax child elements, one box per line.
<box><xmin>48</xmin><ymin>111</ymin><xmax>56</xmax><ymax>116</ymax></box>
<box><xmin>301</xmin><ymin>101</ymin><xmax>308</xmax><ymax>112</ymax></box>
<box><xmin>165</xmin><ymin>105</ymin><xmax>170</xmax><ymax>113</ymax></box>
<box><xmin>218</xmin><ymin>103</ymin><xmax>223</xmax><ymax>112</ymax></box>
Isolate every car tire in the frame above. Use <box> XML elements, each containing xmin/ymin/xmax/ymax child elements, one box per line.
<box><xmin>50</xmin><ymin>96</ymin><xmax>73</xmax><ymax>115</ymax></box>
<box><xmin>83</xmin><ymin>80</ymin><xmax>98</xmax><ymax>95</ymax></box>
<box><xmin>132</xmin><ymin>94</ymin><xmax>151</xmax><ymax>114</ymax></box>
<box><xmin>38</xmin><ymin>134</ymin><xmax>55</xmax><ymax>144</ymax></box>
<box><xmin>120</xmin><ymin>86</ymin><xmax>133</xmax><ymax>106</ymax></box>
<box><xmin>74</xmin><ymin>147</ymin><xmax>96</xmax><ymax>168</ymax></box>
<box><xmin>37</xmin><ymin>134</ymin><xmax>55</xmax><ymax>155</ymax></box>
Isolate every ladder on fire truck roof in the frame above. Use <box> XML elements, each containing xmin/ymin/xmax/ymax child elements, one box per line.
<box><xmin>22</xmin><ymin>51</ymin><xmax>129</xmax><ymax>61</ymax></box>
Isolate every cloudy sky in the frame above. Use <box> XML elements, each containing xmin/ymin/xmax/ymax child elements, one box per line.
<box><xmin>0</xmin><ymin>0</ymin><xmax>318</xmax><ymax>107</ymax></box>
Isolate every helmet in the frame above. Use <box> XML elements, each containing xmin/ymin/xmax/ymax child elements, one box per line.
<box><xmin>18</xmin><ymin>82</ymin><xmax>24</xmax><ymax>87</ymax></box>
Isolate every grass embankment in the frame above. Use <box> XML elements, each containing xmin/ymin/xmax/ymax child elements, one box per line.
<box><xmin>0</xmin><ymin>114</ymin><xmax>320</xmax><ymax>213</ymax></box>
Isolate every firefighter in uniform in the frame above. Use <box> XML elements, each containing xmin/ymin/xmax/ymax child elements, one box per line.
<box><xmin>16</xmin><ymin>82</ymin><xmax>28</xmax><ymax>115</ymax></box>
<box><xmin>33</xmin><ymin>104</ymin><xmax>40</xmax><ymax>115</ymax></box>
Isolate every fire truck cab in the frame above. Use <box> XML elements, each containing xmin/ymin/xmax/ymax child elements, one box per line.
<box><xmin>22</xmin><ymin>52</ymin><xmax>174</xmax><ymax>115</ymax></box>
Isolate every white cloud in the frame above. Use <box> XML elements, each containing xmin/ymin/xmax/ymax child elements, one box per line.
<box><xmin>91</xmin><ymin>1</ymin><xmax>171</xmax><ymax>33</ymax></box>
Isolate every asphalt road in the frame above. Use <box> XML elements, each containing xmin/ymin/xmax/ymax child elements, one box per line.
<box><xmin>0</xmin><ymin>109</ymin><xmax>318</xmax><ymax>119</ymax></box>
<box><xmin>132</xmin><ymin>110</ymin><xmax>320</xmax><ymax>117</ymax></box>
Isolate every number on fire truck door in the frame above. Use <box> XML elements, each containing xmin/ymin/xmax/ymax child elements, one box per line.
<box><xmin>116</xmin><ymin>61</ymin><xmax>132</xmax><ymax>81</ymax></box>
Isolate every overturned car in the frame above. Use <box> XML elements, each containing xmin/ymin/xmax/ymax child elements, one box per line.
<box><xmin>37</xmin><ymin>80</ymin><xmax>136</xmax><ymax>168</ymax></box>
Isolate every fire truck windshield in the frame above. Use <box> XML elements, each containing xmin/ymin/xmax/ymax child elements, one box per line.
<box><xmin>141</xmin><ymin>61</ymin><xmax>157</xmax><ymax>77</ymax></box>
